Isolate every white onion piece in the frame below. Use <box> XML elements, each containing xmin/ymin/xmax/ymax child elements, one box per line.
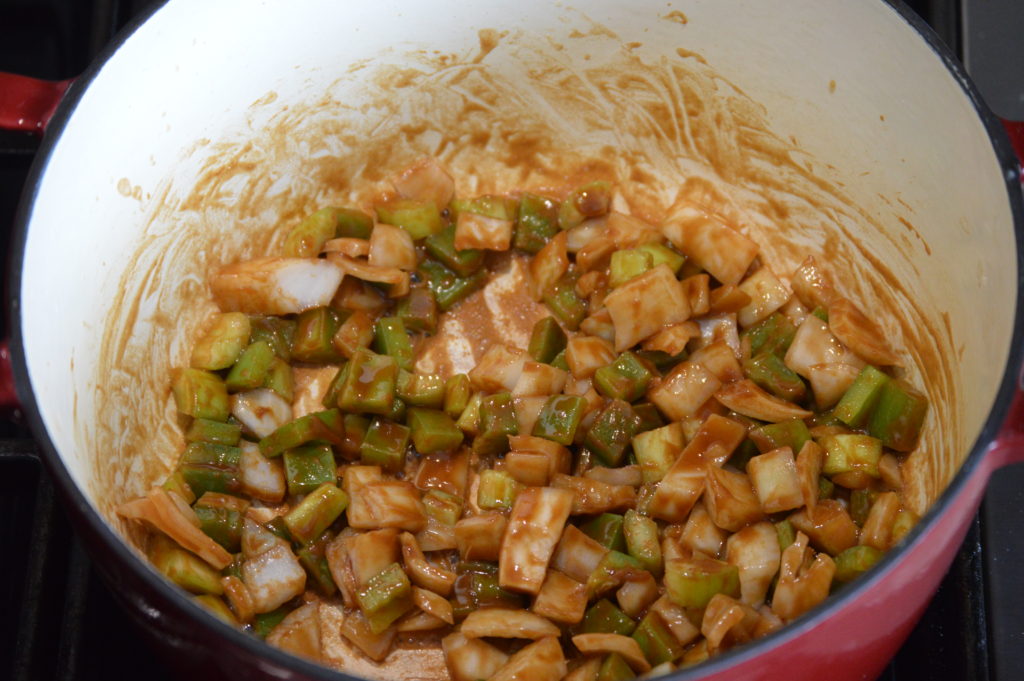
<box><xmin>210</xmin><ymin>257</ymin><xmax>343</xmax><ymax>315</ymax></box>
<box><xmin>231</xmin><ymin>388</ymin><xmax>292</xmax><ymax>438</ymax></box>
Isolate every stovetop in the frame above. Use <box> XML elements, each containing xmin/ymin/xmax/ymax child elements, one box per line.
<box><xmin>1</xmin><ymin>1</ymin><xmax>1021</xmax><ymax>680</ymax></box>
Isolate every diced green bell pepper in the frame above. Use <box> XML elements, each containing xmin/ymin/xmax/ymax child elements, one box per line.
<box><xmin>819</xmin><ymin>433</ymin><xmax>883</xmax><ymax>477</ymax></box>
<box><xmin>283</xmin><ymin>207</ymin><xmax>343</xmax><ymax>257</ymax></box>
<box><xmin>834</xmin><ymin>365</ymin><xmax>891</xmax><ymax>428</ymax></box>
<box><xmin>742</xmin><ymin>312</ymin><xmax>797</xmax><ymax>358</ymax></box>
<box><xmin>849</xmin><ymin>489</ymin><xmax>876</xmax><ymax>527</ymax></box>
<box><xmin>253</xmin><ymin>607</ymin><xmax>291</xmax><ymax>638</ymax></box>
<box><xmin>419</xmin><ymin>259</ymin><xmax>488</xmax><ymax>312</ymax></box>
<box><xmin>623</xmin><ymin>510</ymin><xmax>663</xmax><ymax>576</ymax></box>
<box><xmin>558</xmin><ymin>181</ymin><xmax>611</xmax><ymax>230</ymax></box>
<box><xmin>514</xmin><ymin>193</ymin><xmax>559</xmax><ymax>254</ymax></box>
<box><xmin>587</xmin><ymin>550</ymin><xmax>645</xmax><ymax>600</ymax></box>
<box><xmin>194</xmin><ymin>497</ymin><xmax>246</xmax><ymax>552</ymax></box>
<box><xmin>663</xmin><ymin>556</ymin><xmax>740</xmax><ymax>609</ymax></box>
<box><xmin>291</xmin><ymin>307</ymin><xmax>343</xmax><ymax>364</ymax></box>
<box><xmin>477</xmin><ymin>469</ymin><xmax>522</xmax><ymax>511</ymax></box>
<box><xmin>455</xmin><ymin>393</ymin><xmax>483</xmax><ymax>435</ymax></box>
<box><xmin>283</xmin><ymin>444</ymin><xmax>337</xmax><ymax>496</ymax></box>
<box><xmin>178</xmin><ymin>442</ymin><xmax>242</xmax><ymax>498</ymax></box>
<box><xmin>162</xmin><ymin>470</ymin><xmax>196</xmax><ymax>504</ymax></box>
<box><xmin>581</xmin><ymin>513</ymin><xmax>627</xmax><ymax>552</ymax></box>
<box><xmin>528</xmin><ymin>316</ymin><xmax>568</xmax><ymax>365</ymax></box>
<box><xmin>397</xmin><ymin>371</ymin><xmax>446</xmax><ymax>408</ymax></box>
<box><xmin>396</xmin><ymin>286</ymin><xmax>438</xmax><ymax>334</ymax></box>
<box><xmin>334</xmin><ymin>207</ymin><xmax>375</xmax><ymax>239</ymax></box>
<box><xmin>297</xmin><ymin>534</ymin><xmax>338</xmax><ymax>596</ymax></box>
<box><xmin>284</xmin><ymin>482</ymin><xmax>349</xmax><ymax>544</ymax></box>
<box><xmin>249</xmin><ymin>315</ymin><xmax>296</xmax><ymax>361</ymax></box>
<box><xmin>631</xmin><ymin>423</ymin><xmax>679</xmax><ymax>484</ymax></box>
<box><xmin>263</xmin><ymin>356</ymin><xmax>294</xmax><ymax>401</ymax></box>
<box><xmin>375</xmin><ymin>199</ymin><xmax>444</xmax><ymax>240</ymax></box>
<box><xmin>422</xmin><ymin>489</ymin><xmax>464</xmax><ymax>525</ymax></box>
<box><xmin>474</xmin><ymin>393</ymin><xmax>518</xmax><ymax>455</ymax></box>
<box><xmin>408</xmin><ymin>408</ymin><xmax>464</xmax><ymax>454</ymax></box>
<box><xmin>632</xmin><ymin>612</ymin><xmax>683</xmax><ymax>667</ymax></box>
<box><xmin>356</xmin><ymin>563</ymin><xmax>414</xmax><ymax>634</ymax></box>
<box><xmin>259</xmin><ymin>408</ymin><xmax>346</xmax><ymax>458</ymax></box>
<box><xmin>593</xmin><ymin>352</ymin><xmax>654</xmax><ymax>403</ymax></box>
<box><xmin>597</xmin><ymin>653</ymin><xmax>636</xmax><ymax>681</ymax></box>
<box><xmin>149</xmin><ymin>535</ymin><xmax>223</xmax><ymax>595</ymax></box>
<box><xmin>775</xmin><ymin>519</ymin><xmax>796</xmax><ymax>551</ymax></box>
<box><xmin>632</xmin><ymin>403</ymin><xmax>665</xmax><ymax>434</ymax></box>
<box><xmin>359</xmin><ymin>419</ymin><xmax>410</xmax><ymax>471</ymax></box>
<box><xmin>191</xmin><ymin>312</ymin><xmax>250</xmax><ymax>371</ymax></box>
<box><xmin>321</xmin><ymin>363</ymin><xmax>349</xmax><ymax>409</ymax></box>
<box><xmin>818</xmin><ymin>476</ymin><xmax>835</xmax><ymax>500</ymax></box>
<box><xmin>374</xmin><ymin>316</ymin><xmax>415</xmax><ymax>372</ymax></box>
<box><xmin>833</xmin><ymin>545</ymin><xmax>884</xmax><ymax>583</ymax></box>
<box><xmin>749</xmin><ymin>419</ymin><xmax>811</xmax><ymax>454</ymax></box>
<box><xmin>743</xmin><ymin>352</ymin><xmax>806</xmax><ymax>402</ymax></box>
<box><xmin>867</xmin><ymin>380</ymin><xmax>928</xmax><ymax>452</ymax></box>
<box><xmin>582</xmin><ymin>599</ymin><xmax>636</xmax><ymax>636</ymax></box>
<box><xmin>172</xmin><ymin>368</ymin><xmax>230</xmax><ymax>422</ymax></box>
<box><xmin>533</xmin><ymin>394</ymin><xmax>587</xmax><ymax>446</ymax></box>
<box><xmin>185</xmin><ymin>418</ymin><xmax>241</xmax><ymax>446</ymax></box>
<box><xmin>337</xmin><ymin>349</ymin><xmax>398</xmax><ymax>415</ymax></box>
<box><xmin>425</xmin><ymin>223</ymin><xmax>484</xmax><ymax>277</ymax></box>
<box><xmin>225</xmin><ymin>340</ymin><xmax>276</xmax><ymax>392</ymax></box>
<box><xmin>542</xmin><ymin>270</ymin><xmax>587</xmax><ymax>331</ymax></box>
<box><xmin>585</xmin><ymin>400</ymin><xmax>640</xmax><ymax>467</ymax></box>
<box><xmin>443</xmin><ymin>373</ymin><xmax>472</xmax><ymax>419</ymax></box>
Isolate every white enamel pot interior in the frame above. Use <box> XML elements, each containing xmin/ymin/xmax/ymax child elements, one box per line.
<box><xmin>10</xmin><ymin>0</ymin><xmax>1023</xmax><ymax>680</ymax></box>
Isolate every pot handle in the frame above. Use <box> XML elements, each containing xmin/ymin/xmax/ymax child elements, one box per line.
<box><xmin>0</xmin><ymin>72</ymin><xmax>72</xmax><ymax>135</ymax></box>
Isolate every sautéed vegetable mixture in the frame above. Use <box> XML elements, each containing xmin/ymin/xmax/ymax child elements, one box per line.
<box><xmin>118</xmin><ymin>158</ymin><xmax>928</xmax><ymax>680</ymax></box>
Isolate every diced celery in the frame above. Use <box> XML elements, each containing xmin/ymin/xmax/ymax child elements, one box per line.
<box><xmin>360</xmin><ymin>419</ymin><xmax>411</xmax><ymax>471</ymax></box>
<box><xmin>587</xmin><ymin>551</ymin><xmax>644</xmax><ymax>600</ymax></box>
<box><xmin>623</xmin><ymin>510</ymin><xmax>663</xmax><ymax>576</ymax></box>
<box><xmin>408</xmin><ymin>408</ymin><xmax>464</xmax><ymax>454</ymax></box>
<box><xmin>632</xmin><ymin>612</ymin><xmax>683</xmax><ymax>666</ymax></box>
<box><xmin>375</xmin><ymin>198</ymin><xmax>444</xmax><ymax>240</ymax></box>
<box><xmin>867</xmin><ymin>380</ymin><xmax>928</xmax><ymax>452</ymax></box>
<box><xmin>581</xmin><ymin>513</ymin><xmax>627</xmax><ymax>552</ymax></box>
<box><xmin>422</xmin><ymin>489</ymin><xmax>464</xmax><ymax>525</ymax></box>
<box><xmin>741</xmin><ymin>312</ymin><xmax>797</xmax><ymax>357</ymax></box>
<box><xmin>775</xmin><ymin>519</ymin><xmax>796</xmax><ymax>551</ymax></box>
<box><xmin>834</xmin><ymin>365</ymin><xmax>891</xmax><ymax>427</ymax></box>
<box><xmin>743</xmin><ymin>352</ymin><xmax>806</xmax><ymax>402</ymax></box>
<box><xmin>297</xmin><ymin>535</ymin><xmax>338</xmax><ymax>596</ymax></box>
<box><xmin>455</xmin><ymin>393</ymin><xmax>483</xmax><ymax>435</ymax></box>
<box><xmin>818</xmin><ymin>476</ymin><xmax>835</xmax><ymax>500</ymax></box>
<box><xmin>191</xmin><ymin>313</ymin><xmax>250</xmax><ymax>371</ymax></box>
<box><xmin>162</xmin><ymin>470</ymin><xmax>196</xmax><ymax>504</ymax></box>
<box><xmin>477</xmin><ymin>469</ymin><xmax>522</xmax><ymax>511</ymax></box>
<box><xmin>632</xmin><ymin>423</ymin><xmax>682</xmax><ymax>484</ymax></box>
<box><xmin>833</xmin><ymin>545</ymin><xmax>884</xmax><ymax>583</ymax></box>
<box><xmin>356</xmin><ymin>563</ymin><xmax>414</xmax><ymax>634</ymax></box>
<box><xmin>749</xmin><ymin>419</ymin><xmax>811</xmax><ymax>454</ymax></box>
<box><xmin>284</xmin><ymin>482</ymin><xmax>349</xmax><ymax>544</ymax></box>
<box><xmin>850</xmin><ymin>488</ymin><xmax>876</xmax><ymax>527</ymax></box>
<box><xmin>334</xmin><ymin>207</ymin><xmax>375</xmax><ymax>239</ymax></box>
<box><xmin>532</xmin><ymin>395</ymin><xmax>587</xmax><ymax>446</ymax></box>
<box><xmin>149</xmin><ymin>535</ymin><xmax>223</xmax><ymax>595</ymax></box>
<box><xmin>582</xmin><ymin>599</ymin><xmax>636</xmax><ymax>636</ymax></box>
<box><xmin>373</xmin><ymin>317</ymin><xmax>415</xmax><ymax>372</ymax></box>
<box><xmin>225</xmin><ymin>340</ymin><xmax>275</xmax><ymax>392</ymax></box>
<box><xmin>819</xmin><ymin>433</ymin><xmax>883</xmax><ymax>477</ymax></box>
<box><xmin>528</xmin><ymin>316</ymin><xmax>568</xmax><ymax>365</ymax></box>
<box><xmin>185</xmin><ymin>418</ymin><xmax>241</xmax><ymax>446</ymax></box>
<box><xmin>609</xmin><ymin>249</ymin><xmax>654</xmax><ymax>288</ymax></box>
<box><xmin>171</xmin><ymin>368</ymin><xmax>230</xmax><ymax>422</ymax></box>
<box><xmin>663</xmin><ymin>556</ymin><xmax>740</xmax><ymax>609</ymax></box>
<box><xmin>283</xmin><ymin>207</ymin><xmax>345</xmax><ymax>257</ymax></box>
<box><xmin>593</xmin><ymin>352</ymin><xmax>654</xmax><ymax>403</ymax></box>
<box><xmin>283</xmin><ymin>444</ymin><xmax>337</xmax><ymax>496</ymax></box>
<box><xmin>585</xmin><ymin>400</ymin><xmax>640</xmax><ymax>467</ymax></box>
<box><xmin>425</xmin><ymin>223</ymin><xmax>484</xmax><ymax>277</ymax></box>
<box><xmin>637</xmin><ymin>242</ymin><xmax>685</xmax><ymax>274</ymax></box>
<box><xmin>597</xmin><ymin>653</ymin><xmax>636</xmax><ymax>681</ymax></box>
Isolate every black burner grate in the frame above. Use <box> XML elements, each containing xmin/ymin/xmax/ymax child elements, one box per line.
<box><xmin>1</xmin><ymin>0</ymin><xmax>1020</xmax><ymax>679</ymax></box>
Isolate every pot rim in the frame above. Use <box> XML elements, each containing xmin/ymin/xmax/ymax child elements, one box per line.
<box><xmin>8</xmin><ymin>1</ymin><xmax>1024</xmax><ymax>679</ymax></box>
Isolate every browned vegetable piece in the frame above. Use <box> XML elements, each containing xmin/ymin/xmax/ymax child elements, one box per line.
<box><xmin>498</xmin><ymin>487</ymin><xmax>574</xmax><ymax>595</ymax></box>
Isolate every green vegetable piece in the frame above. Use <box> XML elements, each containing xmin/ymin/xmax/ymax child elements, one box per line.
<box><xmin>149</xmin><ymin>535</ymin><xmax>223</xmax><ymax>595</ymax></box>
<box><xmin>559</xmin><ymin>181</ymin><xmax>611</xmax><ymax>230</ymax></box>
<box><xmin>833</xmin><ymin>545</ymin><xmax>884</xmax><ymax>583</ymax></box>
<box><xmin>749</xmin><ymin>419</ymin><xmax>812</xmax><ymax>454</ymax></box>
<box><xmin>263</xmin><ymin>356</ymin><xmax>294</xmax><ymax>402</ymax></box>
<box><xmin>221</xmin><ymin>553</ymin><xmax>244</xmax><ymax>580</ymax></box>
<box><xmin>396</xmin><ymin>286</ymin><xmax>438</xmax><ymax>334</ymax></box>
<box><xmin>359</xmin><ymin>419</ymin><xmax>411</xmax><ymax>472</ymax></box>
<box><xmin>743</xmin><ymin>352</ymin><xmax>806</xmax><ymax>402</ymax></box>
<box><xmin>194</xmin><ymin>503</ymin><xmax>245</xmax><ymax>553</ymax></box>
<box><xmin>375</xmin><ymin>198</ymin><xmax>444</xmax><ymax>240</ymax></box>
<box><xmin>259</xmin><ymin>408</ymin><xmax>346</xmax><ymax>458</ymax></box>
<box><xmin>337</xmin><ymin>349</ymin><xmax>398</xmax><ymax>415</ymax></box>
<box><xmin>338</xmin><ymin>413</ymin><xmax>370</xmax><ymax>459</ymax></box>
<box><xmin>253</xmin><ymin>607</ymin><xmax>291</xmax><ymax>638</ymax></box>
<box><xmin>528</xmin><ymin>316</ymin><xmax>568</xmax><ymax>365</ymax></box>
<box><xmin>586</xmin><ymin>400</ymin><xmax>640</xmax><ymax>467</ymax></box>
<box><xmin>179</xmin><ymin>442</ymin><xmax>242</xmax><ymax>498</ymax></box>
<box><xmin>514</xmin><ymin>193</ymin><xmax>559</xmax><ymax>254</ymax></box>
<box><xmin>583</xmin><ymin>599</ymin><xmax>636</xmax><ymax>636</ymax></box>
<box><xmin>892</xmin><ymin>510</ymin><xmax>918</xmax><ymax>543</ymax></box>
<box><xmin>811</xmin><ymin>306</ymin><xmax>829</xmax><ymax>322</ymax></box>
<box><xmin>321</xmin><ymin>363</ymin><xmax>349</xmax><ymax>409</ymax></box>
<box><xmin>194</xmin><ymin>594</ymin><xmax>238</xmax><ymax>625</ymax></box>
<box><xmin>742</xmin><ymin>312</ymin><xmax>797</xmax><ymax>358</ymax></box>
<box><xmin>225</xmin><ymin>340</ymin><xmax>275</xmax><ymax>392</ymax></box>
<box><xmin>356</xmin><ymin>563</ymin><xmax>414</xmax><ymax>634</ymax></box>
<box><xmin>408</xmin><ymin>408</ymin><xmax>464</xmax><ymax>454</ymax></box>
<box><xmin>834</xmin><ymin>365</ymin><xmax>891</xmax><ymax>428</ymax></box>
<box><xmin>623</xmin><ymin>509</ymin><xmax>663</xmax><ymax>576</ymax></box>
<box><xmin>284</xmin><ymin>482</ymin><xmax>349</xmax><ymax>544</ymax></box>
<box><xmin>172</xmin><ymin>368</ymin><xmax>230</xmax><ymax>422</ymax></box>
<box><xmin>191</xmin><ymin>312</ymin><xmax>251</xmax><ymax>371</ymax></box>
<box><xmin>397</xmin><ymin>371</ymin><xmax>446</xmax><ymax>408</ymax></box>
<box><xmin>729</xmin><ymin>439</ymin><xmax>759</xmax><ymax>472</ymax></box>
<box><xmin>264</xmin><ymin>516</ymin><xmax>294</xmax><ymax>543</ymax></box>
<box><xmin>637</xmin><ymin>242</ymin><xmax>685</xmax><ymax>274</ymax></box>
<box><xmin>550</xmin><ymin>349</ymin><xmax>569</xmax><ymax>371</ymax></box>
<box><xmin>587</xmin><ymin>551</ymin><xmax>645</xmax><ymax>600</ymax></box>
<box><xmin>632</xmin><ymin>612</ymin><xmax>684</xmax><ymax>667</ymax></box>
<box><xmin>249</xmin><ymin>315</ymin><xmax>296</xmax><ymax>361</ymax></box>
<box><xmin>532</xmin><ymin>394</ymin><xmax>587</xmax><ymax>446</ymax></box>
<box><xmin>609</xmin><ymin>249</ymin><xmax>654</xmax><ymax>288</ymax></box>
<box><xmin>283</xmin><ymin>207</ymin><xmax>343</xmax><ymax>257</ymax></box>
<box><xmin>373</xmin><ymin>317</ymin><xmax>414</xmax><ymax>371</ymax></box>
<box><xmin>818</xmin><ymin>476</ymin><xmax>835</xmax><ymax>500</ymax></box>
<box><xmin>419</xmin><ymin>259</ymin><xmax>489</xmax><ymax>312</ymax></box>
<box><xmin>664</xmin><ymin>556</ymin><xmax>740</xmax><ymax>609</ymax></box>
<box><xmin>867</xmin><ymin>380</ymin><xmax>928</xmax><ymax>451</ymax></box>
<box><xmin>632</xmin><ymin>403</ymin><xmax>665</xmax><ymax>434</ymax></box>
<box><xmin>425</xmin><ymin>223</ymin><xmax>485</xmax><ymax>277</ymax></box>
<box><xmin>297</xmin><ymin>535</ymin><xmax>338</xmax><ymax>596</ymax></box>
<box><xmin>162</xmin><ymin>470</ymin><xmax>196</xmax><ymax>504</ymax></box>
<box><xmin>474</xmin><ymin>393</ymin><xmax>519</xmax><ymax>455</ymax></box>
<box><xmin>775</xmin><ymin>519</ymin><xmax>796</xmax><ymax>551</ymax></box>
<box><xmin>422</xmin><ymin>489</ymin><xmax>464</xmax><ymax>525</ymax></box>
<box><xmin>597</xmin><ymin>653</ymin><xmax>636</xmax><ymax>681</ymax></box>
<box><xmin>185</xmin><ymin>418</ymin><xmax>241</xmax><ymax>446</ymax></box>
<box><xmin>581</xmin><ymin>513</ymin><xmax>627</xmax><ymax>552</ymax></box>
<box><xmin>477</xmin><ymin>469</ymin><xmax>523</xmax><ymax>511</ymax></box>
<box><xmin>454</xmin><ymin>195</ymin><xmax>517</xmax><ymax>220</ymax></box>
<box><xmin>819</xmin><ymin>433</ymin><xmax>883</xmax><ymax>477</ymax></box>
<box><xmin>291</xmin><ymin>307</ymin><xmax>342</xmax><ymax>364</ymax></box>
<box><xmin>465</xmin><ymin>571</ymin><xmax>524</xmax><ymax>609</ymax></box>
<box><xmin>542</xmin><ymin>271</ymin><xmax>587</xmax><ymax>331</ymax></box>
<box><xmin>593</xmin><ymin>352</ymin><xmax>654</xmax><ymax>403</ymax></box>
<box><xmin>631</xmin><ymin>423</ymin><xmax>681</xmax><ymax>484</ymax></box>
<box><xmin>283</xmin><ymin>445</ymin><xmax>337</xmax><ymax>496</ymax></box>
<box><xmin>850</xmin><ymin>489</ymin><xmax>876</xmax><ymax>527</ymax></box>
<box><xmin>334</xmin><ymin>207</ymin><xmax>375</xmax><ymax>239</ymax></box>
<box><xmin>455</xmin><ymin>392</ymin><xmax>483</xmax><ymax>434</ymax></box>
<box><xmin>443</xmin><ymin>374</ymin><xmax>472</xmax><ymax>419</ymax></box>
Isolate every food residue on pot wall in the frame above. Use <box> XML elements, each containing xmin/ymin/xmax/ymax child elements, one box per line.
<box><xmin>91</xmin><ymin>18</ymin><xmax>955</xmax><ymax>674</ymax></box>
